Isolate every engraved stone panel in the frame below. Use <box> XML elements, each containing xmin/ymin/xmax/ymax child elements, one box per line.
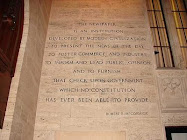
<box><xmin>160</xmin><ymin>77</ymin><xmax>184</xmax><ymax>108</ymax></box>
<box><xmin>157</xmin><ymin>70</ymin><xmax>187</xmax><ymax>109</ymax></box>
<box><xmin>34</xmin><ymin>0</ymin><xmax>164</xmax><ymax>139</ymax></box>
<box><xmin>162</xmin><ymin>113</ymin><xmax>187</xmax><ymax>126</ymax></box>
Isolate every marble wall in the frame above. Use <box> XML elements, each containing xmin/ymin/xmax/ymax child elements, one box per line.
<box><xmin>34</xmin><ymin>0</ymin><xmax>165</xmax><ymax>140</ymax></box>
<box><xmin>0</xmin><ymin>0</ymin><xmax>186</xmax><ymax>140</ymax></box>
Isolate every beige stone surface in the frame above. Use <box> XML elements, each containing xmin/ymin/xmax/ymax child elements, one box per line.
<box><xmin>162</xmin><ymin>113</ymin><xmax>187</xmax><ymax>126</ymax></box>
<box><xmin>34</xmin><ymin>0</ymin><xmax>164</xmax><ymax>140</ymax></box>
<box><xmin>157</xmin><ymin>70</ymin><xmax>187</xmax><ymax>127</ymax></box>
<box><xmin>0</xmin><ymin>0</ymin><xmax>186</xmax><ymax>140</ymax></box>
<box><xmin>55</xmin><ymin>132</ymin><xmax>126</xmax><ymax>140</ymax></box>
<box><xmin>157</xmin><ymin>70</ymin><xmax>187</xmax><ymax>110</ymax></box>
<box><xmin>34</xmin><ymin>118</ymin><xmax>162</xmax><ymax>140</ymax></box>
